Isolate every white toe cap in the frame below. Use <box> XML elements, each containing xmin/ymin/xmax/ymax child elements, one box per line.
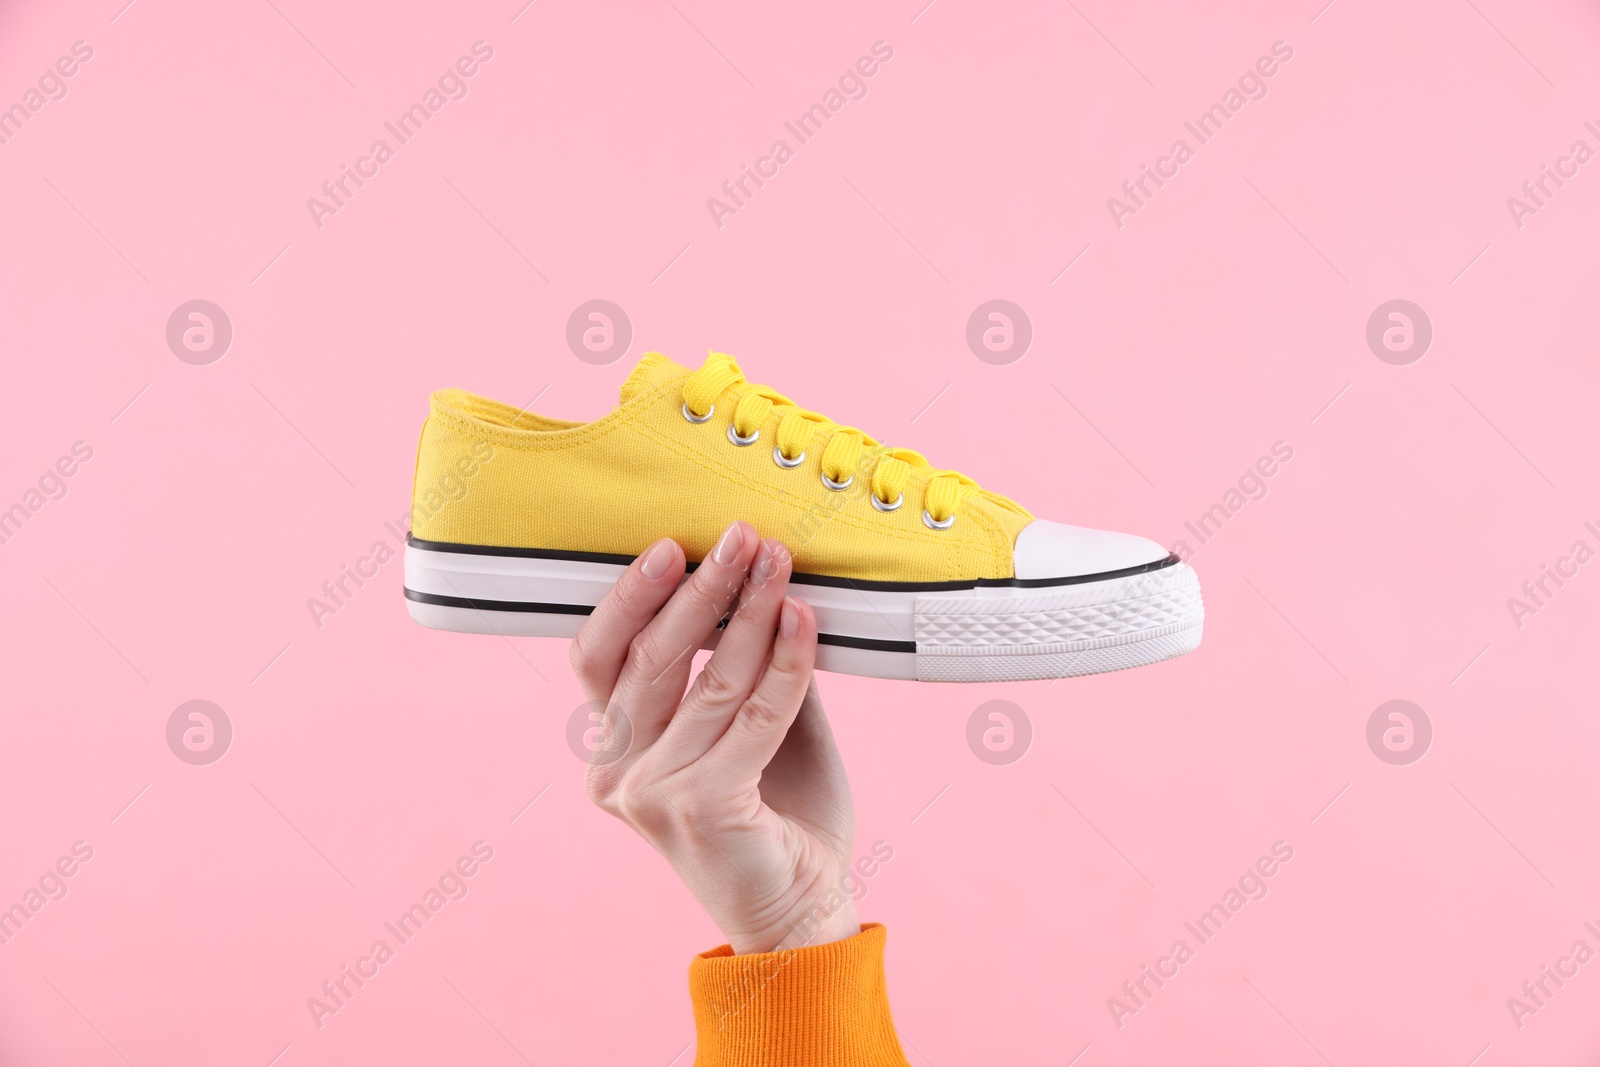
<box><xmin>1012</xmin><ymin>519</ymin><xmax>1170</xmax><ymax>580</ymax></box>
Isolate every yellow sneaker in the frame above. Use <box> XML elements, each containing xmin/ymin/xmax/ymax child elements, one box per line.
<box><xmin>403</xmin><ymin>352</ymin><xmax>1202</xmax><ymax>682</ymax></box>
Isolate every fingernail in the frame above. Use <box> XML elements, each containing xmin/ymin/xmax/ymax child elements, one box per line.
<box><xmin>712</xmin><ymin>522</ymin><xmax>745</xmax><ymax>565</ymax></box>
<box><xmin>639</xmin><ymin>540</ymin><xmax>674</xmax><ymax>580</ymax></box>
<box><xmin>751</xmin><ymin>540</ymin><xmax>779</xmax><ymax>584</ymax></box>
<box><xmin>780</xmin><ymin>597</ymin><xmax>800</xmax><ymax>638</ymax></box>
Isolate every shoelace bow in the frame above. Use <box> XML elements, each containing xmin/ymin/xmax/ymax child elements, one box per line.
<box><xmin>680</xmin><ymin>353</ymin><xmax>984</xmax><ymax>524</ymax></box>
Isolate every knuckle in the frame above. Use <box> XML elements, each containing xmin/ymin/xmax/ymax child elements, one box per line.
<box><xmin>583</xmin><ymin>766</ymin><xmax>616</xmax><ymax>811</ymax></box>
<box><xmin>693</xmin><ymin>662</ymin><xmax>745</xmax><ymax>708</ymax></box>
<box><xmin>606</xmin><ymin>573</ymin><xmax>640</xmax><ymax>613</ymax></box>
<box><xmin>626</xmin><ymin>630</ymin><xmax>665</xmax><ymax>675</ymax></box>
<box><xmin>590</xmin><ymin>762</ymin><xmax>639</xmax><ymax>815</ymax></box>
<box><xmin>738</xmin><ymin>694</ymin><xmax>790</xmax><ymax>733</ymax></box>
<box><xmin>611</xmin><ymin>795</ymin><xmax>640</xmax><ymax>826</ymax></box>
<box><xmin>569</xmin><ymin>630</ymin><xmax>598</xmax><ymax>679</ymax></box>
<box><xmin>584</xmin><ymin>760</ymin><xmax>627</xmax><ymax>815</ymax></box>
<box><xmin>615</xmin><ymin>774</ymin><xmax>670</xmax><ymax>831</ymax></box>
<box><xmin>688</xmin><ymin>567</ymin><xmax>740</xmax><ymax>615</ymax></box>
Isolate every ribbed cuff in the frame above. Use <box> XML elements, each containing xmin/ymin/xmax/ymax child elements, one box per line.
<box><xmin>687</xmin><ymin>923</ymin><xmax>911</xmax><ymax>1067</ymax></box>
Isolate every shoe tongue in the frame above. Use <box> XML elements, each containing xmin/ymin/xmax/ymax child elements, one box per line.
<box><xmin>619</xmin><ymin>352</ymin><xmax>693</xmax><ymax>406</ymax></box>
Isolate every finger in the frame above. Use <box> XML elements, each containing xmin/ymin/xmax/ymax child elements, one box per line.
<box><xmin>776</xmin><ymin>680</ymin><xmax>847</xmax><ymax>786</ymax></box>
<box><xmin>658</xmin><ymin>538</ymin><xmax>793</xmax><ymax>763</ymax></box>
<box><xmin>611</xmin><ymin>521</ymin><xmax>760</xmax><ymax>745</ymax></box>
<box><xmin>704</xmin><ymin>596</ymin><xmax>818</xmax><ymax>778</ymax></box>
<box><xmin>569</xmin><ymin>538</ymin><xmax>684</xmax><ymax>707</ymax></box>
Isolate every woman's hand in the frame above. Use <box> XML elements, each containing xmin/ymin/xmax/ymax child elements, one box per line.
<box><xmin>570</xmin><ymin>521</ymin><xmax>861</xmax><ymax>954</ymax></box>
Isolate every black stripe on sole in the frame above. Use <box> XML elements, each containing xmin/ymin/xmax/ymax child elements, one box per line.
<box><xmin>405</xmin><ymin>535</ymin><xmax>1180</xmax><ymax>592</ymax></box>
<box><xmin>404</xmin><ymin>588</ymin><xmax>918</xmax><ymax>654</ymax></box>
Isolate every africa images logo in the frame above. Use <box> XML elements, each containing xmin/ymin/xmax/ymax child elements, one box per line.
<box><xmin>705</xmin><ymin>40</ymin><xmax>895</xmax><ymax>228</ymax></box>
<box><xmin>0</xmin><ymin>40</ymin><xmax>94</xmax><ymax>148</ymax></box>
<box><xmin>305</xmin><ymin>42</ymin><xmax>495</xmax><ymax>229</ymax></box>
<box><xmin>1106</xmin><ymin>840</ymin><xmax>1295</xmax><ymax>1029</ymax></box>
<box><xmin>305</xmin><ymin>841</ymin><xmax>495</xmax><ymax>1030</ymax></box>
<box><xmin>1105</xmin><ymin>40</ymin><xmax>1295</xmax><ymax>229</ymax></box>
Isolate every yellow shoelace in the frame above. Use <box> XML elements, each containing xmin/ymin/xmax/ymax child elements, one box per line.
<box><xmin>680</xmin><ymin>353</ymin><xmax>984</xmax><ymax>526</ymax></box>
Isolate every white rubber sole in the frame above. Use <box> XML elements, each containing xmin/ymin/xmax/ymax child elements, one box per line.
<box><xmin>403</xmin><ymin>540</ymin><xmax>1203</xmax><ymax>683</ymax></box>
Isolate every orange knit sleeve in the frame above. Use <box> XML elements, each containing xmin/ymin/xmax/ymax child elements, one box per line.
<box><xmin>686</xmin><ymin>923</ymin><xmax>912</xmax><ymax>1067</ymax></box>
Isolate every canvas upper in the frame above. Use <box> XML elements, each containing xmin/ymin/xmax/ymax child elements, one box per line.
<box><xmin>409</xmin><ymin>352</ymin><xmax>1169</xmax><ymax>585</ymax></box>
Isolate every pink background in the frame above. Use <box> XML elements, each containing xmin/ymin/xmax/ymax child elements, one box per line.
<box><xmin>3</xmin><ymin>0</ymin><xmax>1599</xmax><ymax>1062</ymax></box>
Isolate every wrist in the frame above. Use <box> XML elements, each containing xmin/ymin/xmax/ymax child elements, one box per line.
<box><xmin>729</xmin><ymin>892</ymin><xmax>861</xmax><ymax>956</ymax></box>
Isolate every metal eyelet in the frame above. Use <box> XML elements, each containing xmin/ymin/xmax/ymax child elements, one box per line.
<box><xmin>922</xmin><ymin>510</ymin><xmax>955</xmax><ymax>530</ymax></box>
<box><xmin>727</xmin><ymin>424</ymin><xmax>760</xmax><ymax>446</ymax></box>
<box><xmin>871</xmin><ymin>492</ymin><xmax>904</xmax><ymax>513</ymax></box>
<box><xmin>773</xmin><ymin>446</ymin><xmax>806</xmax><ymax>469</ymax></box>
<box><xmin>821</xmin><ymin>472</ymin><xmax>853</xmax><ymax>491</ymax></box>
<box><xmin>681</xmin><ymin>401</ymin><xmax>714</xmax><ymax>424</ymax></box>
